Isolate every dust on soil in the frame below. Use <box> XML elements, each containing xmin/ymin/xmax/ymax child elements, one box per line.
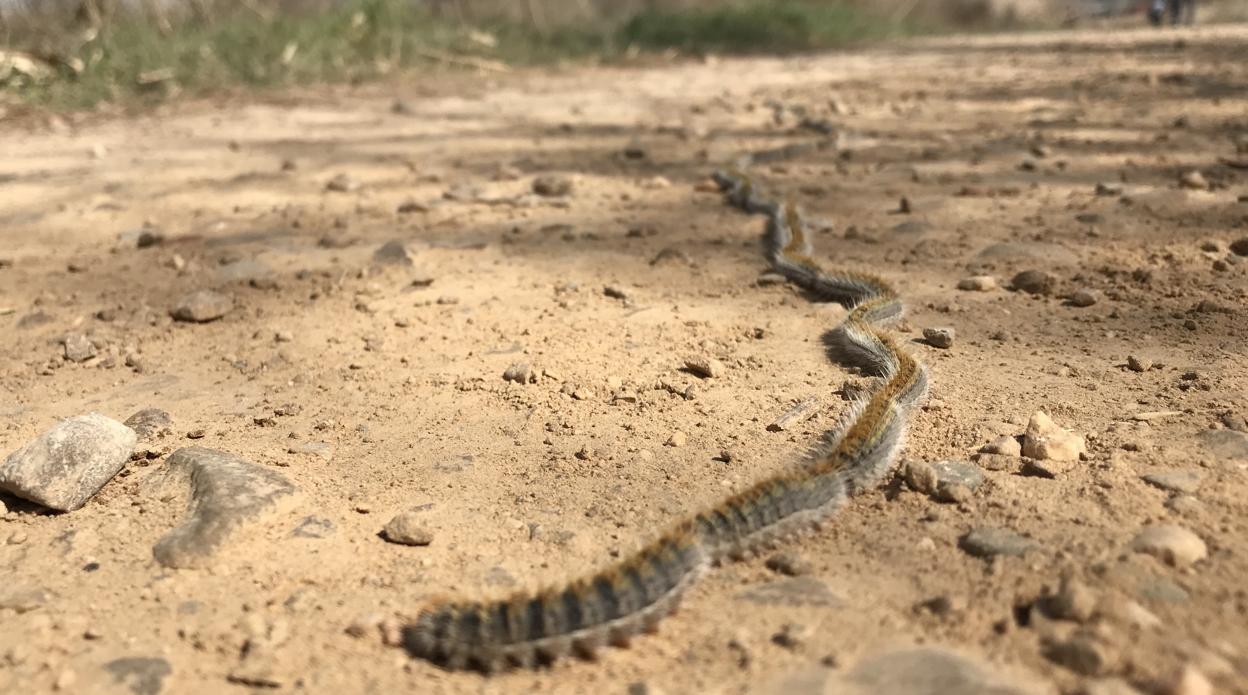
<box><xmin>2</xmin><ymin>23</ymin><xmax>1247</xmax><ymax>695</ymax></box>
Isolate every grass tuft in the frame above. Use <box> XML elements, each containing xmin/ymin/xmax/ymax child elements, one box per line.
<box><xmin>2</xmin><ymin>0</ymin><xmax>919</xmax><ymax>110</ymax></box>
<box><xmin>620</xmin><ymin>1</ymin><xmax>912</xmax><ymax>54</ymax></box>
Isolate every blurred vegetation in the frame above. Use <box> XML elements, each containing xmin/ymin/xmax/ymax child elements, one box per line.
<box><xmin>621</xmin><ymin>2</ymin><xmax>904</xmax><ymax>53</ymax></box>
<box><xmin>0</xmin><ymin>0</ymin><xmax>1025</xmax><ymax>110</ymax></box>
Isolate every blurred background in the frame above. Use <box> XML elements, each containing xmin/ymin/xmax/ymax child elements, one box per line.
<box><xmin>3</xmin><ymin>0</ymin><xmax>1247</xmax><ymax>108</ymax></box>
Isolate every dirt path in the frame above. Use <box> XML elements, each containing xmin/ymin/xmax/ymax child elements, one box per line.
<box><xmin>2</xmin><ymin>23</ymin><xmax>1247</xmax><ymax>695</ymax></box>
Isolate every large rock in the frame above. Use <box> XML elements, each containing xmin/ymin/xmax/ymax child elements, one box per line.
<box><xmin>149</xmin><ymin>447</ymin><xmax>298</xmax><ymax>568</ymax></box>
<box><xmin>0</xmin><ymin>413</ymin><xmax>136</xmax><ymax>511</ymax></box>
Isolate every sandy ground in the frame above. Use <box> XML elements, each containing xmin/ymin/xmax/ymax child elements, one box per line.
<box><xmin>2</xmin><ymin>22</ymin><xmax>1247</xmax><ymax>695</ymax></box>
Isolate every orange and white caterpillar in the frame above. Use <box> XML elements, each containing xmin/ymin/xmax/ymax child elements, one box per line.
<box><xmin>404</xmin><ymin>156</ymin><xmax>928</xmax><ymax>673</ymax></box>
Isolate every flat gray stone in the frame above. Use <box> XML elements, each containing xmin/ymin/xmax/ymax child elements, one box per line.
<box><xmin>150</xmin><ymin>447</ymin><xmax>298</xmax><ymax>568</ymax></box>
<box><xmin>762</xmin><ymin>647</ymin><xmax>1044</xmax><ymax>695</ymax></box>
<box><xmin>1137</xmin><ymin>578</ymin><xmax>1190</xmax><ymax>603</ymax></box>
<box><xmin>106</xmin><ymin>657</ymin><xmax>172</xmax><ymax>695</ymax></box>
<box><xmin>170</xmin><ymin>290</ymin><xmax>232</xmax><ymax>323</ymax></box>
<box><xmin>959</xmin><ymin>527</ymin><xmax>1038</xmax><ymax>558</ymax></box>
<box><xmin>1141</xmin><ymin>470</ymin><xmax>1202</xmax><ymax>494</ymax></box>
<box><xmin>903</xmin><ymin>460</ymin><xmax>984</xmax><ymax>501</ymax></box>
<box><xmin>372</xmin><ymin>240</ymin><xmax>415</xmax><ymax>267</ymax></box>
<box><xmin>0</xmin><ymin>413</ymin><xmax>136</xmax><ymax>511</ymax></box>
<box><xmin>1199</xmin><ymin>429</ymin><xmax>1248</xmax><ymax>461</ymax></box>
<box><xmin>737</xmin><ymin>577</ymin><xmax>843</xmax><ymax>607</ymax></box>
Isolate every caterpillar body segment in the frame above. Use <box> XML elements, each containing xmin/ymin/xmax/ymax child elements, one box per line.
<box><xmin>405</xmin><ymin>153</ymin><xmax>929</xmax><ymax>673</ymax></box>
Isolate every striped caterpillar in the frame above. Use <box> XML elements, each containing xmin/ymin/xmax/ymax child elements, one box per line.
<box><xmin>403</xmin><ymin>153</ymin><xmax>929</xmax><ymax>673</ymax></box>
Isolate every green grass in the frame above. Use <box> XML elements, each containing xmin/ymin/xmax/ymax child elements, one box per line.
<box><xmin>3</xmin><ymin>0</ymin><xmax>915</xmax><ymax>110</ymax></box>
<box><xmin>620</xmin><ymin>1</ymin><xmax>914</xmax><ymax>54</ymax></box>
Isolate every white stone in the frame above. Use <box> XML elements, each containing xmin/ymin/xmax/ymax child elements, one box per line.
<box><xmin>1131</xmin><ymin>525</ymin><xmax>1207</xmax><ymax>568</ymax></box>
<box><xmin>981</xmin><ymin>435</ymin><xmax>1022</xmax><ymax>457</ymax></box>
<box><xmin>1022</xmin><ymin>411</ymin><xmax>1086</xmax><ymax>462</ymax></box>
<box><xmin>957</xmin><ymin>276</ymin><xmax>997</xmax><ymax>291</ymax></box>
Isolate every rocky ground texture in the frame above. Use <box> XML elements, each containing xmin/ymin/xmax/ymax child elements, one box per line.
<box><xmin>1</xmin><ymin>23</ymin><xmax>1247</xmax><ymax>695</ymax></box>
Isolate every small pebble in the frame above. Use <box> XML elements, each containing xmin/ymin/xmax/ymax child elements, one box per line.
<box><xmin>62</xmin><ymin>333</ymin><xmax>97</xmax><ymax>363</ymax></box>
<box><xmin>1127</xmin><ymin>355</ymin><xmax>1151</xmax><ymax>372</ymax></box>
<box><xmin>372</xmin><ymin>240</ymin><xmax>415</xmax><ymax>267</ymax></box>
<box><xmin>381</xmin><ymin>510</ymin><xmax>434</xmax><ymax>546</ymax></box>
<box><xmin>980</xmin><ymin>436</ymin><xmax>1021</xmax><ymax>457</ymax></box>
<box><xmin>1165</xmin><ymin>495</ymin><xmax>1204</xmax><ymax>515</ymax></box>
<box><xmin>1022</xmin><ymin>411</ymin><xmax>1086</xmax><ymax>462</ymax></box>
<box><xmin>956</xmin><ymin>275</ymin><xmax>997</xmax><ymax>291</ymax></box>
<box><xmin>1229</xmin><ymin>237</ymin><xmax>1248</xmax><ymax>257</ymax></box>
<box><xmin>532</xmin><ymin>174</ymin><xmax>572</xmax><ymax>197</ymax></box>
<box><xmin>603</xmin><ymin>285</ymin><xmax>631</xmax><ymax>301</ymax></box>
<box><xmin>902</xmin><ymin>459</ymin><xmax>984</xmax><ymax>500</ymax></box>
<box><xmin>959</xmin><ymin>527</ymin><xmax>1038</xmax><ymax>558</ymax></box>
<box><xmin>1221</xmin><ymin>412</ymin><xmax>1248</xmax><ymax>432</ymax></box>
<box><xmin>922</xmin><ymin>327</ymin><xmax>955</xmax><ymax>349</ymax></box>
<box><xmin>1068</xmin><ymin>289</ymin><xmax>1099</xmax><ymax>307</ymax></box>
<box><xmin>1141</xmin><ymin>470</ymin><xmax>1202</xmax><ymax>494</ymax></box>
<box><xmin>683</xmin><ymin>355</ymin><xmax>725</xmax><ymax>379</ymax></box>
<box><xmin>1049</xmin><ymin>577</ymin><xmax>1098</xmax><ymax>623</ymax></box>
<box><xmin>1131</xmin><ymin>525</ymin><xmax>1206</xmax><ymax>567</ymax></box>
<box><xmin>1178</xmin><ymin>170</ymin><xmax>1208</xmax><ymax>190</ymax></box>
<box><xmin>765</xmin><ymin>552</ymin><xmax>811</xmax><ymax>576</ymax></box>
<box><xmin>771</xmin><ymin>623</ymin><xmax>811</xmax><ymax>650</ymax></box>
<box><xmin>1021</xmin><ymin>458</ymin><xmax>1073</xmax><ymax>479</ymax></box>
<box><xmin>502</xmin><ymin>363</ymin><xmax>536</xmax><ymax>384</ymax></box>
<box><xmin>325</xmin><ymin>173</ymin><xmax>361</xmax><ymax>192</ymax></box>
<box><xmin>918</xmin><ymin>594</ymin><xmax>966</xmax><ymax>617</ymax></box>
<box><xmin>935</xmin><ymin>482</ymin><xmax>972</xmax><ymax>503</ymax></box>
<box><xmin>1010</xmin><ymin>270</ymin><xmax>1057</xmax><ymax>296</ymax></box>
<box><xmin>124</xmin><ymin>408</ymin><xmax>173</xmax><ymax>441</ymax></box>
<box><xmin>170</xmin><ymin>290</ymin><xmax>232</xmax><ymax>323</ymax></box>
<box><xmin>1045</xmin><ymin>633</ymin><xmax>1116</xmax><ymax>675</ymax></box>
<box><xmin>665</xmin><ymin>431</ymin><xmax>687</xmax><ymax>447</ymax></box>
